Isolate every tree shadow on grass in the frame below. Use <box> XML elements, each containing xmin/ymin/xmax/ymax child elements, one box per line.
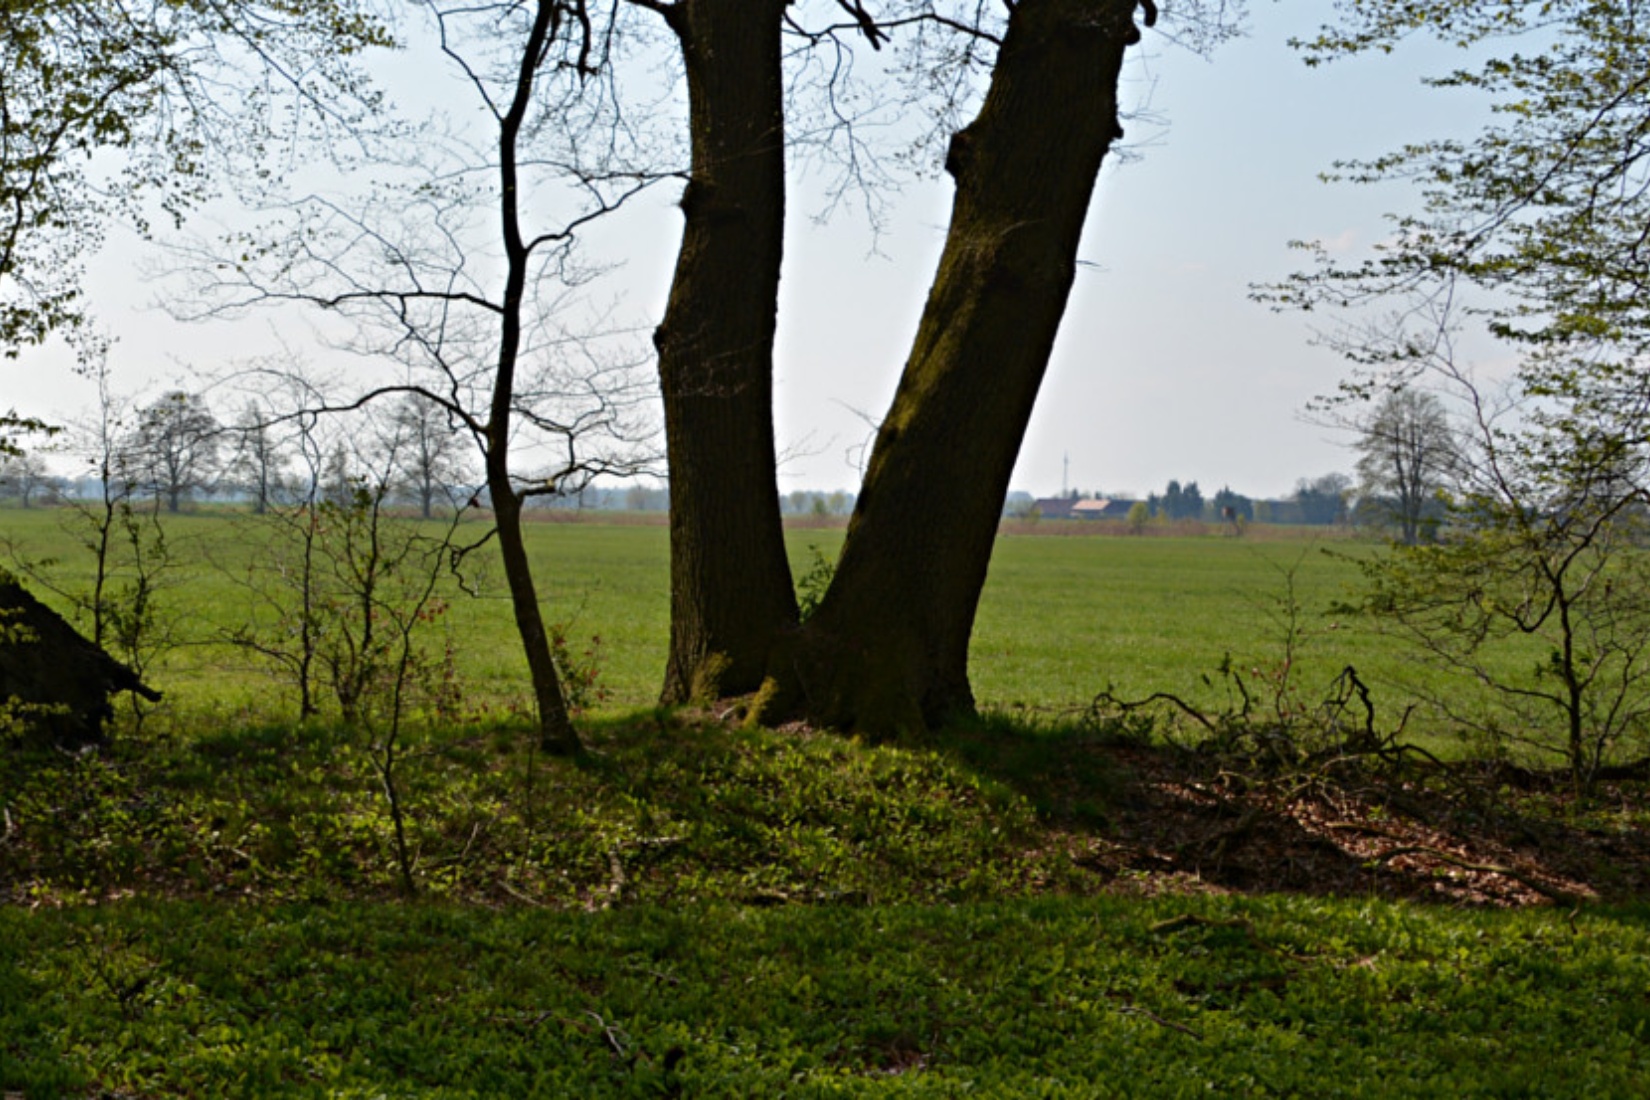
<box><xmin>7</xmin><ymin>705</ymin><xmax>1648</xmax><ymax>911</ymax></box>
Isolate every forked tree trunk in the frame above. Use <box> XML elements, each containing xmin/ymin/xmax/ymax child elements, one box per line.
<box><xmin>754</xmin><ymin>0</ymin><xmax>1143</xmax><ymax>733</ymax></box>
<box><xmin>654</xmin><ymin>0</ymin><xmax>799</xmax><ymax>704</ymax></box>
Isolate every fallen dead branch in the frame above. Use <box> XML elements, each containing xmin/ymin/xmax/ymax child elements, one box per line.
<box><xmin>1324</xmin><ymin>820</ymin><xmax>1407</xmax><ymax>841</ymax></box>
<box><xmin>1367</xmin><ymin>845</ymin><xmax>1583</xmax><ymax>905</ymax></box>
<box><xmin>1179</xmin><ymin>807</ymin><xmax>1263</xmax><ymax>858</ymax></box>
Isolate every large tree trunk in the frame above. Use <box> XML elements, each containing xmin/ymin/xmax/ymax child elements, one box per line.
<box><xmin>754</xmin><ymin>0</ymin><xmax>1143</xmax><ymax>733</ymax></box>
<box><xmin>654</xmin><ymin>0</ymin><xmax>798</xmax><ymax>704</ymax></box>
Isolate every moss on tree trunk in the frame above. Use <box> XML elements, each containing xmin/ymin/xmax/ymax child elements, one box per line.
<box><xmin>754</xmin><ymin>0</ymin><xmax>1142</xmax><ymax>734</ymax></box>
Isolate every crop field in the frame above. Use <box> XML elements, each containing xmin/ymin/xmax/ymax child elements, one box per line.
<box><xmin>0</xmin><ymin>506</ymin><xmax>1523</xmax><ymax>742</ymax></box>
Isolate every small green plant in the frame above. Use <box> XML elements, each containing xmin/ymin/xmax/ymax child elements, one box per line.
<box><xmin>5</xmin><ymin>895</ymin><xmax>1650</xmax><ymax>1097</ymax></box>
<box><xmin>0</xmin><ymin>605</ymin><xmax>34</xmax><ymax>745</ymax></box>
<box><xmin>1089</xmin><ymin>552</ymin><xmax>1409</xmax><ymax>770</ymax></box>
<box><xmin>795</xmin><ymin>544</ymin><xmax>836</xmax><ymax>621</ymax></box>
<box><xmin>1348</xmin><ymin>500</ymin><xmax>1650</xmax><ymax>789</ymax></box>
<box><xmin>549</xmin><ymin>621</ymin><xmax>609</xmax><ymax>715</ymax></box>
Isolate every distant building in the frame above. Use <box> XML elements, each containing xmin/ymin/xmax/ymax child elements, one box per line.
<box><xmin>1073</xmin><ymin>498</ymin><xmax>1137</xmax><ymax>520</ymax></box>
<box><xmin>1033</xmin><ymin>497</ymin><xmax>1078</xmax><ymax>519</ymax></box>
<box><xmin>1032</xmin><ymin>497</ymin><xmax>1137</xmax><ymax>520</ymax></box>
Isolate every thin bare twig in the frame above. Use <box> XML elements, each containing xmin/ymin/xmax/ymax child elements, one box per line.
<box><xmin>1116</xmin><ymin>1004</ymin><xmax>1203</xmax><ymax>1041</ymax></box>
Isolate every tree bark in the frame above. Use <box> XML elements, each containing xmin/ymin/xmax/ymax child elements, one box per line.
<box><xmin>754</xmin><ymin>0</ymin><xmax>1142</xmax><ymax>733</ymax></box>
<box><xmin>654</xmin><ymin>0</ymin><xmax>798</xmax><ymax>704</ymax></box>
<box><xmin>492</xmin><ymin>0</ymin><xmax>579</xmax><ymax>755</ymax></box>
<box><xmin>491</xmin><ymin>477</ymin><xmax>579</xmax><ymax>754</ymax></box>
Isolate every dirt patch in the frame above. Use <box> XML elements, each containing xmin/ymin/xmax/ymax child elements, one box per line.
<box><xmin>1071</xmin><ymin>745</ymin><xmax>1650</xmax><ymax>907</ymax></box>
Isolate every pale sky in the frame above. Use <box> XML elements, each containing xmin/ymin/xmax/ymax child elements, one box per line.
<box><xmin>7</xmin><ymin>3</ymin><xmax>1496</xmax><ymax>502</ymax></box>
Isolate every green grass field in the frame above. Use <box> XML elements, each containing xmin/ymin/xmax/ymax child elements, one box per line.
<box><xmin>6</xmin><ymin>504</ymin><xmax>1643</xmax><ymax>1097</ymax></box>
<box><xmin>1</xmin><ymin>704</ymin><xmax>1646</xmax><ymax>1097</ymax></box>
<box><xmin>0</xmin><ymin>506</ymin><xmax>1514</xmax><ymax>740</ymax></box>
<box><xmin>7</xmin><ymin>894</ymin><xmax>1648</xmax><ymax>1098</ymax></box>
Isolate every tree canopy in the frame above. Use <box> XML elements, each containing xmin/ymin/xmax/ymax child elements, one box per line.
<box><xmin>1280</xmin><ymin>0</ymin><xmax>1650</xmax><ymax>359</ymax></box>
<box><xmin>1277</xmin><ymin>0</ymin><xmax>1650</xmax><ymax>781</ymax></box>
<box><xmin>0</xmin><ymin>0</ymin><xmax>390</xmax><ymax>358</ymax></box>
<box><xmin>1353</xmin><ymin>389</ymin><xmax>1457</xmax><ymax>544</ymax></box>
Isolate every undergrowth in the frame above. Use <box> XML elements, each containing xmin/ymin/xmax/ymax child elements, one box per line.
<box><xmin>3</xmin><ymin>710</ymin><xmax>1649</xmax><ymax>1095</ymax></box>
<box><xmin>3</xmin><ymin>897</ymin><xmax>1647</xmax><ymax>1097</ymax></box>
<box><xmin>0</xmin><ymin>710</ymin><xmax>1103</xmax><ymax>909</ymax></box>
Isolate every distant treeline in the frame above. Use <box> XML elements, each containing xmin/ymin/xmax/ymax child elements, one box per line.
<box><xmin>1010</xmin><ymin>473</ymin><xmax>1359</xmax><ymax>527</ymax></box>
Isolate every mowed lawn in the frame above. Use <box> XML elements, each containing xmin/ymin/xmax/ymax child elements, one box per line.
<box><xmin>2</xmin><ymin>507</ymin><xmax>1485</xmax><ymax>730</ymax></box>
